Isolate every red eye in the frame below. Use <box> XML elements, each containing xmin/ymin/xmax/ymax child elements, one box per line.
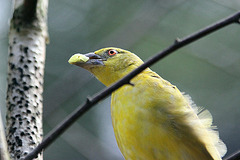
<box><xmin>108</xmin><ymin>49</ymin><xmax>118</xmax><ymax>56</ymax></box>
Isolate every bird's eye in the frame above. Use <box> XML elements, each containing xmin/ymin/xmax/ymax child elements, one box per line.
<box><xmin>107</xmin><ymin>49</ymin><xmax>118</xmax><ymax>56</ymax></box>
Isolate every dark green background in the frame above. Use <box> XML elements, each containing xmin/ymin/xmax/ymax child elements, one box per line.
<box><xmin>0</xmin><ymin>0</ymin><xmax>239</xmax><ymax>159</ymax></box>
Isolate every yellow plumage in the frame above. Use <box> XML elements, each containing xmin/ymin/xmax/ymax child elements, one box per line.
<box><xmin>68</xmin><ymin>47</ymin><xmax>227</xmax><ymax>160</ymax></box>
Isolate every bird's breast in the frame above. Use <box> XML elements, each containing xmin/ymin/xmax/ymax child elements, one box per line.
<box><xmin>110</xmin><ymin>82</ymin><xmax>181</xmax><ymax>159</ymax></box>
<box><xmin>110</xmin><ymin>77</ymin><xmax>217</xmax><ymax>160</ymax></box>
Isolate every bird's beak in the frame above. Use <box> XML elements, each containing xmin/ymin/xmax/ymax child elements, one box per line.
<box><xmin>68</xmin><ymin>52</ymin><xmax>105</xmax><ymax>67</ymax></box>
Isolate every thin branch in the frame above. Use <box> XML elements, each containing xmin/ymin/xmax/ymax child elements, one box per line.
<box><xmin>24</xmin><ymin>11</ymin><xmax>240</xmax><ymax>160</ymax></box>
<box><xmin>224</xmin><ymin>151</ymin><xmax>240</xmax><ymax>160</ymax></box>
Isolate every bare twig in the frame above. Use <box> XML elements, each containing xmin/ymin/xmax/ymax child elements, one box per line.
<box><xmin>24</xmin><ymin>11</ymin><xmax>240</xmax><ymax>160</ymax></box>
<box><xmin>224</xmin><ymin>151</ymin><xmax>240</xmax><ymax>160</ymax></box>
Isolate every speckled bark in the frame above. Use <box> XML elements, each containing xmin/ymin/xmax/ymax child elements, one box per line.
<box><xmin>6</xmin><ymin>0</ymin><xmax>48</xmax><ymax>159</ymax></box>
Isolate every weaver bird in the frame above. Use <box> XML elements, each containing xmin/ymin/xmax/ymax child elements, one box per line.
<box><xmin>68</xmin><ymin>47</ymin><xmax>227</xmax><ymax>160</ymax></box>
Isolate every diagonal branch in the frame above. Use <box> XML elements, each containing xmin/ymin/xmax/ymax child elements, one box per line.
<box><xmin>24</xmin><ymin>11</ymin><xmax>240</xmax><ymax>160</ymax></box>
<box><xmin>224</xmin><ymin>150</ymin><xmax>240</xmax><ymax>160</ymax></box>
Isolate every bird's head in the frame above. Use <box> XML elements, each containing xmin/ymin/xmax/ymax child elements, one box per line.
<box><xmin>68</xmin><ymin>47</ymin><xmax>144</xmax><ymax>86</ymax></box>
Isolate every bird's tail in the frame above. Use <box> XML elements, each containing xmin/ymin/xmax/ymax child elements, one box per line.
<box><xmin>183</xmin><ymin>94</ymin><xmax>227</xmax><ymax>159</ymax></box>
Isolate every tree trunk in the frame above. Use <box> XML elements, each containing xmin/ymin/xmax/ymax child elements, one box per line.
<box><xmin>0</xmin><ymin>111</ymin><xmax>10</xmax><ymax>160</ymax></box>
<box><xmin>6</xmin><ymin>0</ymin><xmax>48</xmax><ymax>159</ymax></box>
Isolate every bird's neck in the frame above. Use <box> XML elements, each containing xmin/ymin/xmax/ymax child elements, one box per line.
<box><xmin>90</xmin><ymin>66</ymin><xmax>154</xmax><ymax>86</ymax></box>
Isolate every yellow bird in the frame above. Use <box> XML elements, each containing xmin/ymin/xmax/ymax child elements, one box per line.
<box><xmin>68</xmin><ymin>47</ymin><xmax>227</xmax><ymax>160</ymax></box>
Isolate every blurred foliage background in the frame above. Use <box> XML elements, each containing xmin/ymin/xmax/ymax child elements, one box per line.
<box><xmin>1</xmin><ymin>0</ymin><xmax>240</xmax><ymax>159</ymax></box>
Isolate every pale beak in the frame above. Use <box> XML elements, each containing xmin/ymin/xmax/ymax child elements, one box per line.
<box><xmin>68</xmin><ymin>52</ymin><xmax>105</xmax><ymax>66</ymax></box>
